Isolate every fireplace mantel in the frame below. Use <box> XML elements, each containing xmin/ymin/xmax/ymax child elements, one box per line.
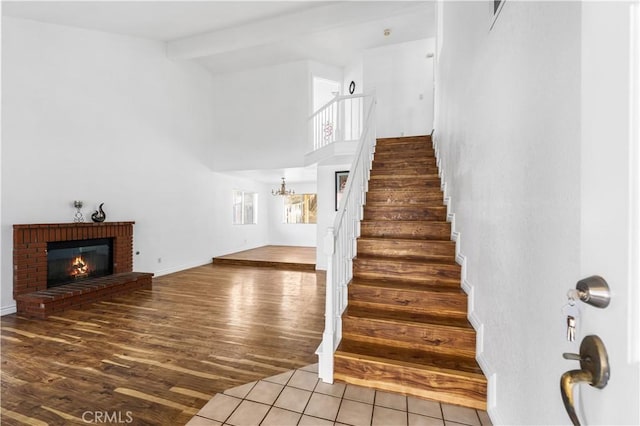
<box><xmin>14</xmin><ymin>221</ymin><xmax>135</xmax><ymax>232</ymax></box>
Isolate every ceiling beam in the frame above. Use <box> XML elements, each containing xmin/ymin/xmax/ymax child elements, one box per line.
<box><xmin>166</xmin><ymin>2</ymin><xmax>429</xmax><ymax>60</ymax></box>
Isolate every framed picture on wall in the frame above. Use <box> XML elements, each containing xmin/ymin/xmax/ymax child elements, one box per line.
<box><xmin>491</xmin><ymin>0</ymin><xmax>506</xmax><ymax>30</ymax></box>
<box><xmin>335</xmin><ymin>171</ymin><xmax>349</xmax><ymax>211</ymax></box>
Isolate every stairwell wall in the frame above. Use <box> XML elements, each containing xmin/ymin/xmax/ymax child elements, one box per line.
<box><xmin>433</xmin><ymin>2</ymin><xmax>581</xmax><ymax>424</ymax></box>
<box><xmin>363</xmin><ymin>38</ymin><xmax>435</xmax><ymax>138</ymax></box>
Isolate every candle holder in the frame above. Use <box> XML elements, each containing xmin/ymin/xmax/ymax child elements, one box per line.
<box><xmin>73</xmin><ymin>200</ymin><xmax>84</xmax><ymax>223</ymax></box>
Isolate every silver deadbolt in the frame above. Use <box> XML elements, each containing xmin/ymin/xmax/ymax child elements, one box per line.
<box><xmin>561</xmin><ymin>335</ymin><xmax>610</xmax><ymax>426</ymax></box>
<box><xmin>573</xmin><ymin>276</ymin><xmax>611</xmax><ymax>308</ymax></box>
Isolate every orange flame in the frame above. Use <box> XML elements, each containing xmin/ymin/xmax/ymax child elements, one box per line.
<box><xmin>70</xmin><ymin>256</ymin><xmax>89</xmax><ymax>276</ymax></box>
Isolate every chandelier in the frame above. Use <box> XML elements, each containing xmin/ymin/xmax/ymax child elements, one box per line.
<box><xmin>272</xmin><ymin>177</ymin><xmax>295</xmax><ymax>196</ymax></box>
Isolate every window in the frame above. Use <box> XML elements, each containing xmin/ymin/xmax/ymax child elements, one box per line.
<box><xmin>233</xmin><ymin>190</ymin><xmax>258</xmax><ymax>225</ymax></box>
<box><xmin>283</xmin><ymin>194</ymin><xmax>317</xmax><ymax>224</ymax></box>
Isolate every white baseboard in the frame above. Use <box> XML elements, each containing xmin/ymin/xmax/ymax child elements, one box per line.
<box><xmin>433</xmin><ymin>132</ymin><xmax>499</xmax><ymax>419</ymax></box>
<box><xmin>1</xmin><ymin>304</ymin><xmax>17</xmax><ymax>316</ymax></box>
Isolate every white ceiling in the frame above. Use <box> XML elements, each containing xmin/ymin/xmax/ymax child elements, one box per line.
<box><xmin>1</xmin><ymin>1</ymin><xmax>325</xmax><ymax>41</ymax></box>
<box><xmin>2</xmin><ymin>1</ymin><xmax>435</xmax><ymax>182</ymax></box>
<box><xmin>195</xmin><ymin>5</ymin><xmax>434</xmax><ymax>74</ymax></box>
<box><xmin>226</xmin><ymin>166</ymin><xmax>319</xmax><ymax>185</ymax></box>
<box><xmin>2</xmin><ymin>1</ymin><xmax>435</xmax><ymax>74</ymax></box>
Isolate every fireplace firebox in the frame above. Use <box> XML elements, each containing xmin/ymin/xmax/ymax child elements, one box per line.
<box><xmin>47</xmin><ymin>238</ymin><xmax>113</xmax><ymax>288</ymax></box>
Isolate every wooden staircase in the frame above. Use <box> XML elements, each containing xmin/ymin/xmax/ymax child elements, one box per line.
<box><xmin>333</xmin><ymin>135</ymin><xmax>487</xmax><ymax>410</ymax></box>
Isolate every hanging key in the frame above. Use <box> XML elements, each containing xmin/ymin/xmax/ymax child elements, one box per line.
<box><xmin>562</xmin><ymin>300</ymin><xmax>581</xmax><ymax>342</ymax></box>
<box><xmin>567</xmin><ymin>315</ymin><xmax>576</xmax><ymax>342</ymax></box>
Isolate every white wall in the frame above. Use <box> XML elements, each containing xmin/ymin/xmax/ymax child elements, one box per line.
<box><xmin>210</xmin><ymin>61</ymin><xmax>310</xmax><ymax>172</ymax></box>
<box><xmin>267</xmin><ymin>181</ymin><xmax>317</xmax><ymax>247</ymax></box>
<box><xmin>434</xmin><ymin>2</ymin><xmax>581</xmax><ymax>424</ymax></box>
<box><xmin>0</xmin><ymin>17</ymin><xmax>268</xmax><ymax>314</ymax></box>
<box><xmin>343</xmin><ymin>55</ymin><xmax>364</xmax><ymax>96</ymax></box>
<box><xmin>364</xmin><ymin>38</ymin><xmax>434</xmax><ymax>138</ymax></box>
<box><xmin>211</xmin><ymin>174</ymin><xmax>270</xmax><ymax>258</ymax></box>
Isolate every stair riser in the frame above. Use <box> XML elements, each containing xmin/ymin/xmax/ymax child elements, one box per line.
<box><xmin>360</xmin><ymin>222</ymin><xmax>451</xmax><ymax>240</ymax></box>
<box><xmin>366</xmin><ymin>187</ymin><xmax>443</xmax><ymax>197</ymax></box>
<box><xmin>366</xmin><ymin>192</ymin><xmax>443</xmax><ymax>205</ymax></box>
<box><xmin>365</xmin><ymin>200</ymin><xmax>444</xmax><ymax>209</ymax></box>
<box><xmin>363</xmin><ymin>207</ymin><xmax>447</xmax><ymax>221</ymax></box>
<box><xmin>370</xmin><ymin>168</ymin><xmax>439</xmax><ymax>177</ymax></box>
<box><xmin>373</xmin><ymin>151</ymin><xmax>436</xmax><ymax>159</ymax></box>
<box><xmin>342</xmin><ymin>316</ymin><xmax>475</xmax><ymax>356</ymax></box>
<box><xmin>372</xmin><ymin>156</ymin><xmax>438</xmax><ymax>170</ymax></box>
<box><xmin>333</xmin><ymin>357</ymin><xmax>486</xmax><ymax>410</ymax></box>
<box><xmin>368</xmin><ymin>179</ymin><xmax>441</xmax><ymax>191</ymax></box>
<box><xmin>377</xmin><ymin>136</ymin><xmax>432</xmax><ymax>145</ymax></box>
<box><xmin>375</xmin><ymin>145</ymin><xmax>435</xmax><ymax>159</ymax></box>
<box><xmin>376</xmin><ymin>139</ymin><xmax>433</xmax><ymax>150</ymax></box>
<box><xmin>348</xmin><ymin>286</ymin><xmax>467</xmax><ymax>317</ymax></box>
<box><xmin>357</xmin><ymin>239</ymin><xmax>455</xmax><ymax>261</ymax></box>
<box><xmin>353</xmin><ymin>259</ymin><xmax>460</xmax><ymax>284</ymax></box>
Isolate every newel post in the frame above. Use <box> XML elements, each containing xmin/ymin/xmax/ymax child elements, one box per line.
<box><xmin>318</xmin><ymin>227</ymin><xmax>336</xmax><ymax>383</ymax></box>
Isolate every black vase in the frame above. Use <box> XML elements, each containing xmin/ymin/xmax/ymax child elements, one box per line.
<box><xmin>91</xmin><ymin>203</ymin><xmax>106</xmax><ymax>223</ymax></box>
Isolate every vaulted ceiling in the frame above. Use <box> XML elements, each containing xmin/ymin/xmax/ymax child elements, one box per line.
<box><xmin>2</xmin><ymin>1</ymin><xmax>435</xmax><ymax>74</ymax></box>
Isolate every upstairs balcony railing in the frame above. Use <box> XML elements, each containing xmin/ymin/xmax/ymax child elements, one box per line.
<box><xmin>310</xmin><ymin>94</ymin><xmax>368</xmax><ymax>151</ymax></box>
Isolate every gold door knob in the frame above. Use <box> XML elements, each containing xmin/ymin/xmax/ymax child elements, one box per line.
<box><xmin>560</xmin><ymin>335</ymin><xmax>610</xmax><ymax>426</ymax></box>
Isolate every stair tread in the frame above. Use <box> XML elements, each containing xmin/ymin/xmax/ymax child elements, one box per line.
<box><xmin>365</xmin><ymin>203</ymin><xmax>444</xmax><ymax>208</ymax></box>
<box><xmin>357</xmin><ymin>237</ymin><xmax>453</xmax><ymax>245</ymax></box>
<box><xmin>365</xmin><ymin>205</ymin><xmax>446</xmax><ymax>210</ymax></box>
<box><xmin>362</xmin><ymin>220</ymin><xmax>450</xmax><ymax>225</ymax></box>
<box><xmin>371</xmin><ymin>162</ymin><xmax>436</xmax><ymax>167</ymax></box>
<box><xmin>376</xmin><ymin>135</ymin><xmax>431</xmax><ymax>142</ymax></box>
<box><xmin>355</xmin><ymin>254</ymin><xmax>457</xmax><ymax>266</ymax></box>
<box><xmin>366</xmin><ymin>187</ymin><xmax>442</xmax><ymax>192</ymax></box>
<box><xmin>345</xmin><ymin>305</ymin><xmax>471</xmax><ymax>329</ymax></box>
<box><xmin>369</xmin><ymin>173</ymin><xmax>439</xmax><ymax>179</ymax></box>
<box><xmin>360</xmin><ymin>221</ymin><xmax>451</xmax><ymax>241</ymax></box>
<box><xmin>350</xmin><ymin>277</ymin><xmax>465</xmax><ymax>294</ymax></box>
<box><xmin>374</xmin><ymin>152</ymin><xmax>434</xmax><ymax>158</ymax></box>
<box><xmin>335</xmin><ymin>339</ymin><xmax>484</xmax><ymax>378</ymax></box>
<box><xmin>365</xmin><ymin>200</ymin><xmax>442</xmax><ymax>208</ymax></box>
<box><xmin>357</xmin><ymin>238</ymin><xmax>455</xmax><ymax>262</ymax></box>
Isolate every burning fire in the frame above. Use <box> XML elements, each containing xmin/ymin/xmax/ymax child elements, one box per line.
<box><xmin>70</xmin><ymin>256</ymin><xmax>89</xmax><ymax>279</ymax></box>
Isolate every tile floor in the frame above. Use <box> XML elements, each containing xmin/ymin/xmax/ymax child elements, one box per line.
<box><xmin>186</xmin><ymin>364</ymin><xmax>492</xmax><ymax>426</ymax></box>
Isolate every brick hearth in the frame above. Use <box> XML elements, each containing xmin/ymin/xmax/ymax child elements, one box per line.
<box><xmin>13</xmin><ymin>222</ymin><xmax>152</xmax><ymax>318</ymax></box>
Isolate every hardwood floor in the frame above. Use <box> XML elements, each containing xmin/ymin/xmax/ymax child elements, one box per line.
<box><xmin>1</xmin><ymin>264</ymin><xmax>325</xmax><ymax>425</ymax></box>
<box><xmin>213</xmin><ymin>246</ymin><xmax>316</xmax><ymax>271</ymax></box>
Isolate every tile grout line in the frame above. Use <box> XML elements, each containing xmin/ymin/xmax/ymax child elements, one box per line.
<box><xmin>257</xmin><ymin>372</ymin><xmax>292</xmax><ymax>426</ymax></box>
<box><xmin>297</xmin><ymin>374</ymin><xmax>322</xmax><ymax>425</ymax></box>
<box><xmin>192</xmin><ymin>364</ymin><xmax>489</xmax><ymax>426</ymax></box>
<box><xmin>224</xmin><ymin>381</ymin><xmax>258</xmax><ymax>425</ymax></box>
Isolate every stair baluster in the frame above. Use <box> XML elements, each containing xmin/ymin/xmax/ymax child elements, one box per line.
<box><xmin>317</xmin><ymin>96</ymin><xmax>376</xmax><ymax>383</ymax></box>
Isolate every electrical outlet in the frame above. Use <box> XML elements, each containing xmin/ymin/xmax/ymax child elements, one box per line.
<box><xmin>157</xmin><ymin>257</ymin><xmax>162</xmax><ymax>263</ymax></box>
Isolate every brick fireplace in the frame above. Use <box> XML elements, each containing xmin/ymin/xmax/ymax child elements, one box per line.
<box><xmin>13</xmin><ymin>222</ymin><xmax>152</xmax><ymax>318</ymax></box>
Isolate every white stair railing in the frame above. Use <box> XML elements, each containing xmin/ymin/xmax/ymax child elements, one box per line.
<box><xmin>310</xmin><ymin>94</ymin><xmax>367</xmax><ymax>151</ymax></box>
<box><xmin>317</xmin><ymin>95</ymin><xmax>376</xmax><ymax>383</ymax></box>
